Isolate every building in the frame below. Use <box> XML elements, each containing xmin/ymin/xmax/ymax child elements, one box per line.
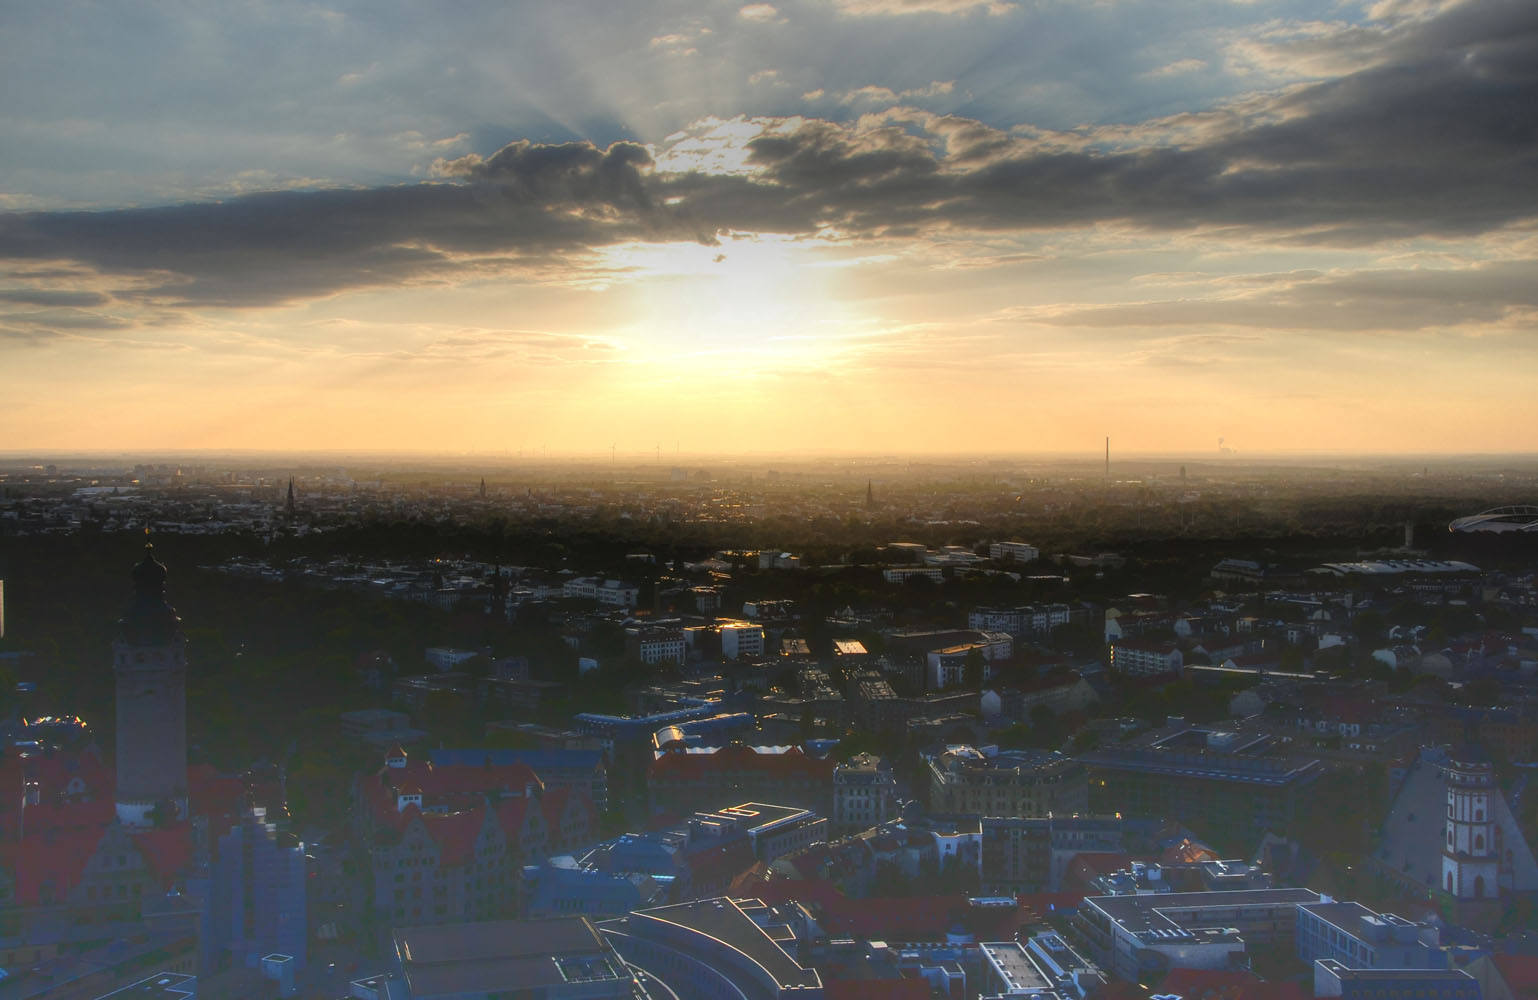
<box><xmin>926</xmin><ymin>638</ymin><xmax>1010</xmax><ymax>691</ymax></box>
<box><xmin>969</xmin><ymin>603</ymin><xmax>1086</xmax><ymax>639</ymax></box>
<box><xmin>1296</xmin><ymin>901</ymin><xmax>1442</xmax><ymax>972</ymax></box>
<box><xmin>1073</xmin><ymin>887</ymin><xmax>1322</xmax><ymax>982</ymax></box>
<box><xmin>522</xmin><ymin>856</ymin><xmax>664</xmax><ymax>920</ymax></box>
<box><xmin>599</xmin><ymin>897</ymin><xmax>822</xmax><ymax>1000</ymax></box>
<box><xmin>564</xmin><ymin>577</ymin><xmax>641</xmax><ymax>609</ymax></box>
<box><xmin>1108</xmin><ymin>639</ymin><xmax>1183</xmax><ymax>678</ymax></box>
<box><xmin>354</xmin><ymin>747</ymin><xmax>598</xmax><ymax>924</ymax></box>
<box><xmin>720</xmin><ymin>621</ymin><xmax>767</xmax><ymax>661</ymax></box>
<box><xmin>1313</xmin><ymin>960</ymin><xmax>1480</xmax><ymax>1000</ymax></box>
<box><xmin>1442</xmin><ymin>748</ymin><xmax>1501</xmax><ymax>912</ymax></box>
<box><xmin>1448</xmin><ymin>505</ymin><xmax>1538</xmax><ymax>533</ymax></box>
<box><xmin>925</xmin><ymin>746</ymin><xmax>1088</xmax><ymax>818</ymax></box>
<box><xmin>199</xmin><ymin>808</ymin><xmax>307</xmax><ymax>975</ymax></box>
<box><xmin>648</xmin><ymin>744</ymin><xmax>836</xmax><ymax>818</ymax></box>
<box><xmin>984</xmin><ymin>671</ymin><xmax>1099</xmax><ymax>722</ymax></box>
<box><xmin>980</xmin><ymin>815</ymin><xmax>1123</xmax><ymax>893</ymax></box>
<box><xmin>430</xmin><ymin>747</ymin><xmax>608</xmax><ymax>816</ymax></box>
<box><xmin>390</xmin><ymin>916</ymin><xmax>646</xmax><ymax>1000</ymax></box>
<box><xmin>115</xmin><ymin>544</ymin><xmax>189</xmax><ymax>827</ymax></box>
<box><xmin>989</xmin><ymin>541</ymin><xmax>1041</xmax><ymax>564</ymax></box>
<box><xmin>1079</xmin><ymin>745</ymin><xmax>1322</xmax><ymax>849</ymax></box>
<box><xmin>341</xmin><ymin>708</ymin><xmax>427</xmax><ymax>749</ymax></box>
<box><xmin>694</xmin><ymin>803</ymin><xmax>827</xmax><ymax>863</ymax></box>
<box><xmin>1371</xmin><ymin>746</ymin><xmax>1538</xmax><ymax>927</ymax></box>
<box><xmin>626</xmin><ymin>625</ymin><xmax>686</xmax><ymax>667</ymax></box>
<box><xmin>832</xmin><ymin>754</ymin><xmax>898</xmax><ymax>835</ymax></box>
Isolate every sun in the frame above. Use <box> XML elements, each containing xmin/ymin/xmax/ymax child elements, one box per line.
<box><xmin>597</xmin><ymin>234</ymin><xmax>863</xmax><ymax>376</ymax></box>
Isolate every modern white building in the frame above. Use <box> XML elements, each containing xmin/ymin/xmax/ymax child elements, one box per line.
<box><xmin>626</xmin><ymin>626</ymin><xmax>686</xmax><ymax>666</ymax></box>
<box><xmin>989</xmin><ymin>541</ymin><xmax>1041</xmax><ymax>564</ymax></box>
<box><xmin>1074</xmin><ymin>888</ymin><xmax>1322</xmax><ymax>983</ymax></box>
<box><xmin>719</xmin><ymin>621</ymin><xmax>766</xmax><ymax>661</ymax></box>
<box><xmin>563</xmin><ymin>577</ymin><xmax>640</xmax><ymax>609</ymax></box>
<box><xmin>1108</xmin><ymin>639</ymin><xmax>1183</xmax><ymax>677</ymax></box>
<box><xmin>969</xmin><ymin>603</ymin><xmax>1074</xmax><ymax>637</ymax></box>
<box><xmin>1296</xmin><ymin>901</ymin><xmax>1441</xmax><ymax>972</ymax></box>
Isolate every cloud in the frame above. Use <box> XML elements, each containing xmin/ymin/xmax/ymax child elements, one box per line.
<box><xmin>0</xmin><ymin>288</ymin><xmax>111</xmax><ymax>307</ymax></box>
<box><xmin>1021</xmin><ymin>261</ymin><xmax>1538</xmax><ymax>333</ymax></box>
<box><xmin>829</xmin><ymin>0</ymin><xmax>1014</xmax><ymax>15</ymax></box>
<box><xmin>837</xmin><ymin>81</ymin><xmax>956</xmax><ymax>105</ymax></box>
<box><xmin>739</xmin><ymin>4</ymin><xmax>786</xmax><ymax>23</ymax></box>
<box><xmin>0</xmin><ymin>0</ymin><xmax>1532</xmax><ymax>310</ymax></box>
<box><xmin>1145</xmin><ymin>58</ymin><xmax>1208</xmax><ymax>78</ymax></box>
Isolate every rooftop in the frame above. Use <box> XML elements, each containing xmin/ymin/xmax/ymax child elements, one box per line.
<box><xmin>1086</xmin><ymin>887</ymin><xmax>1321</xmax><ymax>936</ymax></box>
<box><xmin>96</xmin><ymin>973</ymin><xmax>197</xmax><ymax>999</ymax></box>
<box><xmin>395</xmin><ymin>916</ymin><xmax>627</xmax><ymax>996</ymax></box>
<box><xmin>631</xmin><ymin>898</ymin><xmax>821</xmax><ymax>990</ymax></box>
<box><xmin>1077</xmin><ymin>747</ymin><xmax>1322</xmax><ymax>787</ymax></box>
<box><xmin>980</xmin><ymin>941</ymin><xmax>1052</xmax><ymax>991</ymax></box>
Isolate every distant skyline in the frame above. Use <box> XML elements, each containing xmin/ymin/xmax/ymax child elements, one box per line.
<box><xmin>2</xmin><ymin>0</ymin><xmax>1535</xmax><ymax>454</ymax></box>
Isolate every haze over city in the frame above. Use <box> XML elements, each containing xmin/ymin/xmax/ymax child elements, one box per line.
<box><xmin>3</xmin><ymin>0</ymin><xmax>1536</xmax><ymax>454</ymax></box>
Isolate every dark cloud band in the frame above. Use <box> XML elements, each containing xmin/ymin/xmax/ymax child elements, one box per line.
<box><xmin>0</xmin><ymin>0</ymin><xmax>1533</xmax><ymax>309</ymax></box>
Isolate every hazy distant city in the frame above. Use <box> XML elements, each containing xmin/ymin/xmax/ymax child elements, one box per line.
<box><xmin>1</xmin><ymin>451</ymin><xmax>1537</xmax><ymax>999</ymax></box>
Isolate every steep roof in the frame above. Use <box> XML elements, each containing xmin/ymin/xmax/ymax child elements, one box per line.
<box><xmin>650</xmin><ymin>744</ymin><xmax>835</xmax><ymax>781</ymax></box>
<box><xmin>421</xmin><ymin>809</ymin><xmax>488</xmax><ymax>867</ymax></box>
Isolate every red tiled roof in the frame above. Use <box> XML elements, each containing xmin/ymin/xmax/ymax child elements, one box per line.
<box><xmin>421</xmin><ymin>809</ymin><xmax>486</xmax><ymax>867</ymax></box>
<box><xmin>1</xmin><ymin>827</ymin><xmax>102</xmax><ymax>905</ymax></box>
<box><xmin>19</xmin><ymin>798</ymin><xmax>116</xmax><ymax>834</ymax></box>
<box><xmin>135</xmin><ymin>826</ymin><xmax>194</xmax><ymax>881</ymax></box>
<box><xmin>494</xmin><ymin>796</ymin><xmax>541</xmax><ymax>845</ymax></box>
<box><xmin>1493</xmin><ymin>953</ymin><xmax>1538</xmax><ymax>992</ymax></box>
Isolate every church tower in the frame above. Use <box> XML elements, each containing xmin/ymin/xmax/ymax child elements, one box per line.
<box><xmin>114</xmin><ymin>544</ymin><xmax>189</xmax><ymax>828</ymax></box>
<box><xmin>1441</xmin><ymin>747</ymin><xmax>1499</xmax><ymax>905</ymax></box>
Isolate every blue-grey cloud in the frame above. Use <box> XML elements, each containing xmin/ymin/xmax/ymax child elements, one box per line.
<box><xmin>0</xmin><ymin>0</ymin><xmax>1531</xmax><ymax>310</ymax></box>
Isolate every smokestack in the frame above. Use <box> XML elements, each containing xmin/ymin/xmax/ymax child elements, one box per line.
<box><xmin>1105</xmin><ymin>437</ymin><xmax>1110</xmax><ymax>479</ymax></box>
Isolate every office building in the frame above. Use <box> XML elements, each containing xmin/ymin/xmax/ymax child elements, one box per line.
<box><xmin>926</xmin><ymin>746</ymin><xmax>1088</xmax><ymax>819</ymax></box>
<box><xmin>201</xmin><ymin>808</ymin><xmax>307</xmax><ymax>974</ymax></box>
<box><xmin>1079</xmin><ymin>745</ymin><xmax>1322</xmax><ymax>849</ymax></box>
<box><xmin>832</xmin><ymin>754</ymin><xmax>898</xmax><ymax>835</ymax></box>
<box><xmin>1073</xmin><ymin>887</ymin><xmax>1322</xmax><ymax>982</ymax></box>
<box><xmin>390</xmin><ymin>917</ymin><xmax>646</xmax><ymax>1000</ymax></box>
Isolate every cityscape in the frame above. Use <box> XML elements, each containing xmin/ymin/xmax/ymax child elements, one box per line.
<box><xmin>4</xmin><ymin>0</ymin><xmax>1537</xmax><ymax>997</ymax></box>
<box><xmin>0</xmin><ymin>453</ymin><xmax>1535</xmax><ymax>999</ymax></box>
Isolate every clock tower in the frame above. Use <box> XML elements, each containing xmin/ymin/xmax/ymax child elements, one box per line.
<box><xmin>114</xmin><ymin>544</ymin><xmax>189</xmax><ymax>828</ymax></box>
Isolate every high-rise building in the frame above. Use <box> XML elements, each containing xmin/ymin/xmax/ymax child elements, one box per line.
<box><xmin>114</xmin><ymin>544</ymin><xmax>189</xmax><ymax>827</ymax></box>
<box><xmin>199</xmin><ymin>808</ymin><xmax>307</xmax><ymax>973</ymax></box>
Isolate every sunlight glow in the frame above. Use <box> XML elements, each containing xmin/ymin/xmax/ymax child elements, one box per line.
<box><xmin>599</xmin><ymin>235</ymin><xmax>866</xmax><ymax>374</ymax></box>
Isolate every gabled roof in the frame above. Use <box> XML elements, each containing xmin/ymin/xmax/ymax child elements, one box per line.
<box><xmin>135</xmin><ymin>826</ymin><xmax>194</xmax><ymax>881</ymax></box>
<box><xmin>421</xmin><ymin>809</ymin><xmax>488</xmax><ymax>867</ymax></box>
<box><xmin>1492</xmin><ymin>953</ymin><xmax>1538</xmax><ymax>994</ymax></box>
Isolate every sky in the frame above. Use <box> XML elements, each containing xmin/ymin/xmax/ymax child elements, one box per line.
<box><xmin>1</xmin><ymin>0</ymin><xmax>1535</xmax><ymax>457</ymax></box>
